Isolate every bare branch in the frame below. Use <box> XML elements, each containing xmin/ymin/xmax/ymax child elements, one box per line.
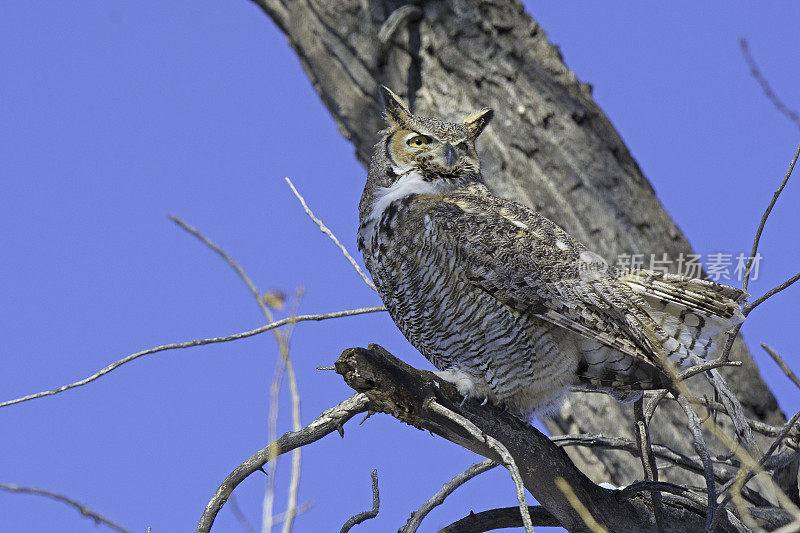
<box><xmin>400</xmin><ymin>459</ymin><xmax>497</xmax><ymax>533</ymax></box>
<box><xmin>263</xmin><ymin>349</ymin><xmax>287</xmax><ymax>532</ymax></box>
<box><xmin>0</xmin><ymin>306</ymin><xmax>385</xmax><ymax>409</ymax></box>
<box><xmin>339</xmin><ymin>469</ymin><xmax>379</xmax><ymax>533</ymax></box>
<box><xmin>427</xmin><ymin>400</ymin><xmax>534</xmax><ymax>533</ymax></box>
<box><xmin>676</xmin><ymin>395</ymin><xmax>716</xmax><ymax>532</ymax></box>
<box><xmin>720</xmin><ymin>139</ymin><xmax>799</xmax><ymax>364</ymax></box>
<box><xmin>170</xmin><ymin>215</ymin><xmax>273</xmax><ymax>318</ymax></box>
<box><xmin>633</xmin><ymin>399</ymin><xmax>664</xmax><ymax>533</ymax></box>
<box><xmin>439</xmin><ymin>505</ymin><xmax>560</xmax><ymax>532</ymax></box>
<box><xmin>336</xmin><ymin>344</ymin><xmax>693</xmax><ymax>531</ymax></box>
<box><xmin>197</xmin><ymin>393</ymin><xmax>371</xmax><ymax>533</ymax></box>
<box><xmin>0</xmin><ymin>483</ymin><xmax>130</xmax><ymax>533</ymax></box>
<box><xmin>740</xmin><ymin>38</ymin><xmax>800</xmax><ymax>132</ymax></box>
<box><xmin>170</xmin><ymin>214</ymin><xmax>307</xmax><ymax>533</ymax></box>
<box><xmin>762</xmin><ymin>343</ymin><xmax>800</xmax><ymax>391</ymax></box>
<box><xmin>615</xmin><ymin>481</ymin><xmax>692</xmax><ymax>502</ymax></box>
<box><xmin>744</xmin><ymin>270</ymin><xmax>800</xmax><ymax>315</ymax></box>
<box><xmin>228</xmin><ymin>494</ymin><xmax>258</xmax><ymax>533</ymax></box>
<box><xmin>741</xmin><ymin>138</ymin><xmax>799</xmax><ymax>293</ymax></box>
<box><xmin>285</xmin><ymin>177</ymin><xmax>377</xmax><ymax>292</ymax></box>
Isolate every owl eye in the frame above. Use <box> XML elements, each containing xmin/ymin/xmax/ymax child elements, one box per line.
<box><xmin>406</xmin><ymin>135</ymin><xmax>432</xmax><ymax>147</ymax></box>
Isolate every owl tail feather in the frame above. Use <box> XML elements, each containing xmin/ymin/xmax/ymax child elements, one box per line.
<box><xmin>620</xmin><ymin>270</ymin><xmax>747</xmax><ymax>364</ymax></box>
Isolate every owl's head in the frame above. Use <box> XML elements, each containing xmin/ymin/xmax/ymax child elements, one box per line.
<box><xmin>378</xmin><ymin>86</ymin><xmax>493</xmax><ymax>183</ymax></box>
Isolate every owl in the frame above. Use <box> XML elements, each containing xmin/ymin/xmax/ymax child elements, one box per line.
<box><xmin>357</xmin><ymin>86</ymin><xmax>746</xmax><ymax>419</ymax></box>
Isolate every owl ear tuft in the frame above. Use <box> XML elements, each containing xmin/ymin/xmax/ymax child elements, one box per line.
<box><xmin>380</xmin><ymin>86</ymin><xmax>411</xmax><ymax>126</ymax></box>
<box><xmin>464</xmin><ymin>108</ymin><xmax>494</xmax><ymax>138</ymax></box>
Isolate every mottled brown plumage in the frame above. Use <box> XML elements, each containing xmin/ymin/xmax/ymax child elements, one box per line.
<box><xmin>357</xmin><ymin>87</ymin><xmax>746</xmax><ymax>418</ymax></box>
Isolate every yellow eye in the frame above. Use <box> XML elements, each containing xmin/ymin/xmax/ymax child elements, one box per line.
<box><xmin>406</xmin><ymin>135</ymin><xmax>431</xmax><ymax>147</ymax></box>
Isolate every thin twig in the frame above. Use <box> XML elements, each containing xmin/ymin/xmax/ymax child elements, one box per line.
<box><xmin>641</xmin><ymin>362</ymin><xmax>741</xmax><ymax>423</ymax></box>
<box><xmin>551</xmin><ymin>433</ymin><xmax>767</xmax><ymax>506</ymax></box>
<box><xmin>278</xmin><ymin>290</ymin><xmax>305</xmax><ymax>533</ymax></box>
<box><xmin>0</xmin><ymin>483</ymin><xmax>130</xmax><ymax>533</ymax></box>
<box><xmin>0</xmin><ymin>306</ymin><xmax>385</xmax><ymax>409</ymax></box>
<box><xmin>740</xmin><ymin>38</ymin><xmax>800</xmax><ymax>132</ymax></box>
<box><xmin>229</xmin><ymin>494</ymin><xmax>258</xmax><ymax>533</ymax></box>
<box><xmin>657</xmin><ymin>393</ymin><xmax>799</xmax><ymax>439</ymax></box>
<box><xmin>339</xmin><ymin>470</ymin><xmax>379</xmax><ymax>533</ymax></box>
<box><xmin>263</xmin><ymin>351</ymin><xmax>287</xmax><ymax>533</ymax></box>
<box><xmin>170</xmin><ymin>215</ymin><xmax>270</xmax><ymax>315</ymax></box>
<box><xmin>738</xmin><ymin>39</ymin><xmax>800</xmax><ymax>288</ymax></box>
<box><xmin>197</xmin><ymin>394</ymin><xmax>371</xmax><ymax>533</ymax></box>
<box><xmin>554</xmin><ymin>477</ymin><xmax>608</xmax><ymax>533</ymax></box>
<box><xmin>720</xmin><ymin>140</ymin><xmax>799</xmax><ymax>363</ymax></box>
<box><xmin>633</xmin><ymin>399</ymin><xmax>664</xmax><ymax>533</ymax></box>
<box><xmin>762</xmin><ymin>343</ymin><xmax>800</xmax><ymax>390</ymax></box>
<box><xmin>285</xmin><ymin>178</ymin><xmax>377</xmax><ymax>292</ymax></box>
<box><xmin>426</xmin><ymin>400</ymin><xmax>534</xmax><ymax>533</ymax></box>
<box><xmin>680</xmin><ymin>360</ymin><xmax>742</xmax><ymax>380</ymax></box>
<box><xmin>696</xmin><ymin>360</ymin><xmax>759</xmax><ymax>457</ymax></box>
<box><xmin>400</xmin><ymin>459</ymin><xmax>497</xmax><ymax>533</ymax></box>
<box><xmin>170</xmin><ymin>214</ymin><xmax>307</xmax><ymax>533</ymax></box>
<box><xmin>744</xmin><ymin>271</ymin><xmax>800</xmax><ymax>315</ymax></box>
<box><xmin>676</xmin><ymin>395</ymin><xmax>716</xmax><ymax>532</ymax></box>
<box><xmin>267</xmin><ymin>501</ymin><xmax>313</xmax><ymax>526</ymax></box>
<box><xmin>741</xmin><ymin>138</ymin><xmax>799</xmax><ymax>293</ymax></box>
<box><xmin>719</xmin><ymin>408</ymin><xmax>800</xmax><ymax>499</ymax></box>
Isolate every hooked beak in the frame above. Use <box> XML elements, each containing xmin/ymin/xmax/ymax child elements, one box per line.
<box><xmin>443</xmin><ymin>142</ymin><xmax>456</xmax><ymax>167</ymax></box>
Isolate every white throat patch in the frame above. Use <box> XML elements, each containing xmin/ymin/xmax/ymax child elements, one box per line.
<box><xmin>369</xmin><ymin>170</ymin><xmax>439</xmax><ymax>222</ymax></box>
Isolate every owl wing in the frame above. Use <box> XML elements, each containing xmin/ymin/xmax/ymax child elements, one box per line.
<box><xmin>409</xmin><ymin>189</ymin><xmax>674</xmax><ymax>367</ymax></box>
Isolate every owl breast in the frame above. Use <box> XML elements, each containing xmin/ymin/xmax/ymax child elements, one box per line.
<box><xmin>359</xmin><ymin>190</ymin><xmax>579</xmax><ymax>418</ymax></box>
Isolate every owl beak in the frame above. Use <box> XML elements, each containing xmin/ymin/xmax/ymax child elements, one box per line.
<box><xmin>443</xmin><ymin>143</ymin><xmax>456</xmax><ymax>167</ymax></box>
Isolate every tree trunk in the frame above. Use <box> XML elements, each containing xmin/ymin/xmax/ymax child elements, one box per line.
<box><xmin>253</xmin><ymin>0</ymin><xmax>790</xmax><ymax>500</ymax></box>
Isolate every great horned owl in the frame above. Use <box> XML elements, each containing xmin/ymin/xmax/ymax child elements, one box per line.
<box><xmin>357</xmin><ymin>87</ymin><xmax>746</xmax><ymax>418</ymax></box>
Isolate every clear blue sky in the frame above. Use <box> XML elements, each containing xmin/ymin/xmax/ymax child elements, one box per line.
<box><xmin>2</xmin><ymin>2</ymin><xmax>799</xmax><ymax>531</ymax></box>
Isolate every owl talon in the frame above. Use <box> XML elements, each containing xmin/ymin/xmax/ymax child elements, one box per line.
<box><xmin>481</xmin><ymin>397</ymin><xmax>489</xmax><ymax>406</ymax></box>
<box><xmin>460</xmin><ymin>393</ymin><xmax>471</xmax><ymax>407</ymax></box>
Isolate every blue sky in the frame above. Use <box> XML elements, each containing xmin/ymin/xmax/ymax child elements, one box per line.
<box><xmin>2</xmin><ymin>2</ymin><xmax>799</xmax><ymax>531</ymax></box>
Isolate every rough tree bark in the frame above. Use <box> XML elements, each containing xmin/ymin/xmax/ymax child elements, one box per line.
<box><xmin>252</xmin><ymin>0</ymin><xmax>793</xmax><ymax>514</ymax></box>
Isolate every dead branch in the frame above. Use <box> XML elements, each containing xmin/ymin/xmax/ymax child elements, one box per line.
<box><xmin>439</xmin><ymin>505</ymin><xmax>560</xmax><ymax>532</ymax></box>
<box><xmin>762</xmin><ymin>343</ymin><xmax>800</xmax><ymax>391</ymax></box>
<box><xmin>0</xmin><ymin>483</ymin><xmax>130</xmax><ymax>533</ymax></box>
<box><xmin>339</xmin><ymin>469</ymin><xmax>380</xmax><ymax>533</ymax></box>
<box><xmin>170</xmin><ymin>214</ymin><xmax>307</xmax><ymax>532</ymax></box>
<box><xmin>334</xmin><ymin>344</ymin><xmax>720</xmax><ymax>532</ymax></box>
<box><xmin>400</xmin><ymin>459</ymin><xmax>497</xmax><ymax>533</ymax></box>
<box><xmin>427</xmin><ymin>400</ymin><xmax>534</xmax><ymax>533</ymax></box>
<box><xmin>739</xmin><ymin>38</ymin><xmax>800</xmax><ymax>132</ymax></box>
<box><xmin>285</xmin><ymin>178</ymin><xmax>376</xmax><ymax>292</ymax></box>
<box><xmin>0</xmin><ymin>306</ymin><xmax>384</xmax><ymax>410</ymax></box>
<box><xmin>633</xmin><ymin>399</ymin><xmax>664</xmax><ymax>532</ymax></box>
